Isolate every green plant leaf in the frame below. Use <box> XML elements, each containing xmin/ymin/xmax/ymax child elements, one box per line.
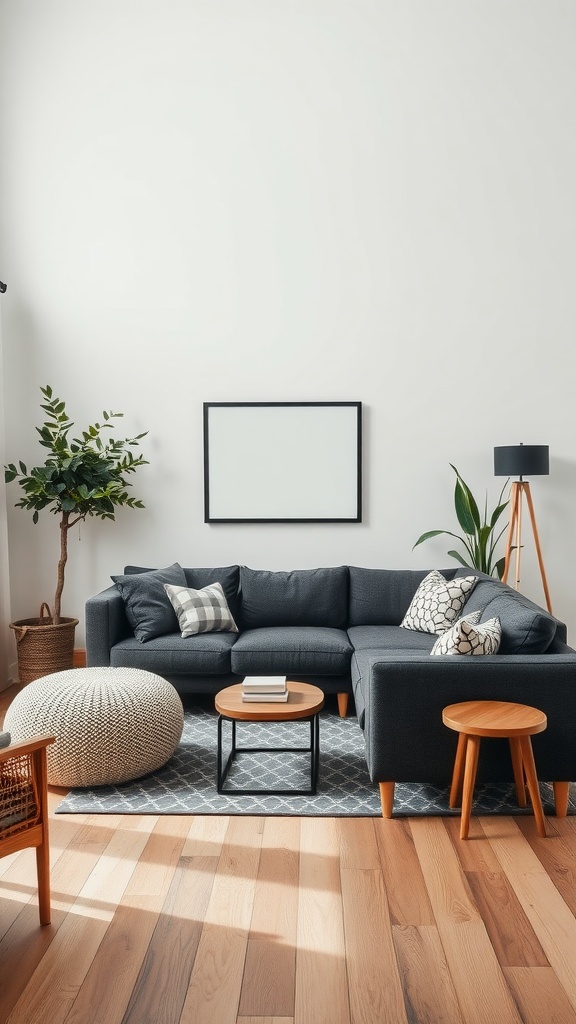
<box><xmin>446</xmin><ymin>549</ymin><xmax>473</xmax><ymax>569</ymax></box>
<box><xmin>413</xmin><ymin>530</ymin><xmax>446</xmax><ymax>548</ymax></box>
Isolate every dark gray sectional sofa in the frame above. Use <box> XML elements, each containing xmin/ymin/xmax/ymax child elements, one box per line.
<box><xmin>85</xmin><ymin>563</ymin><xmax>576</xmax><ymax>816</ymax></box>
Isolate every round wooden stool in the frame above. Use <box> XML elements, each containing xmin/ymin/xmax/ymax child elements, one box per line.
<box><xmin>442</xmin><ymin>700</ymin><xmax>547</xmax><ymax>839</ymax></box>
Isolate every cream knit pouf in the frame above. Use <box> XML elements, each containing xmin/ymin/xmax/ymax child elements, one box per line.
<box><xmin>4</xmin><ymin>667</ymin><xmax>184</xmax><ymax>788</ymax></box>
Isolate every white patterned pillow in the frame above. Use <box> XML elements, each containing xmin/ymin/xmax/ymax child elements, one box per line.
<box><xmin>164</xmin><ymin>582</ymin><xmax>239</xmax><ymax>637</ymax></box>
<box><xmin>430</xmin><ymin>611</ymin><xmax>501</xmax><ymax>655</ymax></box>
<box><xmin>401</xmin><ymin>570</ymin><xmax>478</xmax><ymax>635</ymax></box>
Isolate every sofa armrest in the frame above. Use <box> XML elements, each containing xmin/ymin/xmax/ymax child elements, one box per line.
<box><xmin>358</xmin><ymin>652</ymin><xmax>576</xmax><ymax>784</ymax></box>
<box><xmin>85</xmin><ymin>586</ymin><xmax>132</xmax><ymax>666</ymax></box>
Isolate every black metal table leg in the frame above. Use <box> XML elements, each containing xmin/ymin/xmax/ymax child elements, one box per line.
<box><xmin>216</xmin><ymin>711</ymin><xmax>321</xmax><ymax>796</ymax></box>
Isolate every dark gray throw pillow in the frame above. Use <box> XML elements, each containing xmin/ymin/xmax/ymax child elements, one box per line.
<box><xmin>111</xmin><ymin>562</ymin><xmax>187</xmax><ymax>642</ymax></box>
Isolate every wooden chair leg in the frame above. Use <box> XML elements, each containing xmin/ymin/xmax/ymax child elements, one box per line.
<box><xmin>509</xmin><ymin>737</ymin><xmax>527</xmax><ymax>807</ymax></box>
<box><xmin>336</xmin><ymin>693</ymin><xmax>349</xmax><ymax>718</ymax></box>
<box><xmin>36</xmin><ymin>839</ymin><xmax>51</xmax><ymax>926</ymax></box>
<box><xmin>449</xmin><ymin>733</ymin><xmax>467</xmax><ymax>808</ymax></box>
<box><xmin>35</xmin><ymin>744</ymin><xmax>51</xmax><ymax>925</ymax></box>
<box><xmin>519</xmin><ymin>736</ymin><xmax>547</xmax><ymax>838</ymax></box>
<box><xmin>460</xmin><ymin>736</ymin><xmax>480</xmax><ymax>840</ymax></box>
<box><xmin>553</xmin><ymin>781</ymin><xmax>570</xmax><ymax>818</ymax></box>
<box><xmin>379</xmin><ymin>782</ymin><xmax>395</xmax><ymax>818</ymax></box>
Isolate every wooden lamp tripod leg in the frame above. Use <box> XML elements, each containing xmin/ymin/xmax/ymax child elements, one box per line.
<box><xmin>523</xmin><ymin>482</ymin><xmax>553</xmax><ymax>614</ymax></box>
<box><xmin>502</xmin><ymin>481</ymin><xmax>521</xmax><ymax>587</ymax></box>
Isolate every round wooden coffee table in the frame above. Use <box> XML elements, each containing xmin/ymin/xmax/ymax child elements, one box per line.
<box><xmin>442</xmin><ymin>699</ymin><xmax>548</xmax><ymax>839</ymax></box>
<box><xmin>215</xmin><ymin>681</ymin><xmax>324</xmax><ymax>795</ymax></box>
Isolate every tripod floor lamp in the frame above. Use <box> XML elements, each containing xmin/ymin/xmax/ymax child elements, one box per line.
<box><xmin>494</xmin><ymin>444</ymin><xmax>552</xmax><ymax>613</ymax></box>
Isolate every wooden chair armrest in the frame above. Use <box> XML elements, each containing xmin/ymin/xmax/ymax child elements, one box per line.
<box><xmin>0</xmin><ymin>735</ymin><xmax>55</xmax><ymax>763</ymax></box>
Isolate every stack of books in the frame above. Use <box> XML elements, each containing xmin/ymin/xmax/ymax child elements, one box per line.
<box><xmin>241</xmin><ymin>676</ymin><xmax>289</xmax><ymax>702</ymax></box>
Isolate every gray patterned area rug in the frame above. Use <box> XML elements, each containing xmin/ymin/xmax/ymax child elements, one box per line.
<box><xmin>55</xmin><ymin>703</ymin><xmax>576</xmax><ymax>817</ymax></box>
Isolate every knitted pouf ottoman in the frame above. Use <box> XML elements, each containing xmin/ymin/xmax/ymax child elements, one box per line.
<box><xmin>4</xmin><ymin>667</ymin><xmax>184</xmax><ymax>787</ymax></box>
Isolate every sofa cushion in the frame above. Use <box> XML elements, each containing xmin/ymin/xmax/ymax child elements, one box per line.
<box><xmin>430</xmin><ymin>612</ymin><xmax>502</xmax><ymax>656</ymax></box>
<box><xmin>453</xmin><ymin>569</ymin><xmax>557</xmax><ymax>653</ymax></box>
<box><xmin>182</xmin><ymin>566</ymin><xmax>241</xmax><ymax>622</ymax></box>
<box><xmin>348</xmin><ymin>625</ymin><xmax>436</xmax><ymax>653</ymax></box>
<box><xmin>231</xmin><ymin>626</ymin><xmax>353</xmax><ymax>676</ymax></box>
<box><xmin>110</xmin><ymin>631</ymin><xmax>237</xmax><ymax>675</ymax></box>
<box><xmin>401</xmin><ymin>571</ymin><xmax>478</xmax><ymax>635</ymax></box>
<box><xmin>164</xmin><ymin>582</ymin><xmax>239</xmax><ymax>637</ymax></box>
<box><xmin>239</xmin><ymin>566</ymin><xmax>348</xmax><ymax>629</ymax></box>
<box><xmin>347</xmin><ymin>567</ymin><xmax>457</xmax><ymax>626</ymax></box>
<box><xmin>111</xmin><ymin>563</ymin><xmax>187</xmax><ymax>642</ymax></box>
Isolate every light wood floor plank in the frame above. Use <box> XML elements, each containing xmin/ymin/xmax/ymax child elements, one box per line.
<box><xmin>515</xmin><ymin>815</ymin><xmax>576</xmax><ymax>915</ymax></box>
<box><xmin>482</xmin><ymin>815</ymin><xmax>576</xmax><ymax>1012</ymax></box>
<box><xmin>503</xmin><ymin>966</ymin><xmax>576</xmax><ymax>1024</ymax></box>
<box><xmin>409</xmin><ymin>818</ymin><xmax>522</xmax><ymax>1024</ymax></box>
<box><xmin>341</xmin><ymin>866</ymin><xmax>408</xmax><ymax>1024</ymax></box>
<box><xmin>239</xmin><ymin>817</ymin><xmax>299</xmax><ymax>1019</ymax></box>
<box><xmin>295</xmin><ymin>817</ymin><xmax>350</xmax><ymax>1024</ymax></box>
<box><xmin>237</xmin><ymin>1018</ymin><xmax>293</xmax><ymax>1024</ymax></box>
<box><xmin>465</xmin><ymin>870</ymin><xmax>548</xmax><ymax>967</ymax></box>
<box><xmin>178</xmin><ymin>816</ymin><xmax>264</xmax><ymax>1024</ymax></box>
<box><xmin>392</xmin><ymin>924</ymin><xmax>465</xmax><ymax>1024</ymax></box>
<box><xmin>374</xmin><ymin>818</ymin><xmax>435</xmax><ymax>925</ymax></box>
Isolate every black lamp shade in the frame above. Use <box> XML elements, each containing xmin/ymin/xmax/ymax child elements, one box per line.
<box><xmin>494</xmin><ymin>444</ymin><xmax>549</xmax><ymax>478</ymax></box>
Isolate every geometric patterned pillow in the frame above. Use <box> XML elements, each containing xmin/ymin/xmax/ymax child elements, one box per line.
<box><xmin>430</xmin><ymin>611</ymin><xmax>501</xmax><ymax>655</ymax></box>
<box><xmin>401</xmin><ymin>570</ymin><xmax>478</xmax><ymax>635</ymax></box>
<box><xmin>164</xmin><ymin>582</ymin><xmax>239</xmax><ymax>637</ymax></box>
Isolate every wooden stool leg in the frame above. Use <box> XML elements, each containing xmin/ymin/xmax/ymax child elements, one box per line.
<box><xmin>519</xmin><ymin>736</ymin><xmax>547</xmax><ymax>838</ymax></box>
<box><xmin>509</xmin><ymin>737</ymin><xmax>527</xmax><ymax>807</ymax></box>
<box><xmin>449</xmin><ymin>733</ymin><xmax>467</xmax><ymax>808</ymax></box>
<box><xmin>553</xmin><ymin>781</ymin><xmax>570</xmax><ymax>818</ymax></box>
<box><xmin>379</xmin><ymin>782</ymin><xmax>395</xmax><ymax>818</ymax></box>
<box><xmin>460</xmin><ymin>736</ymin><xmax>480</xmax><ymax>840</ymax></box>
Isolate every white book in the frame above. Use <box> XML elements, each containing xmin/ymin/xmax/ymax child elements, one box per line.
<box><xmin>242</xmin><ymin>676</ymin><xmax>287</xmax><ymax>693</ymax></box>
<box><xmin>242</xmin><ymin>691</ymin><xmax>290</xmax><ymax>702</ymax></box>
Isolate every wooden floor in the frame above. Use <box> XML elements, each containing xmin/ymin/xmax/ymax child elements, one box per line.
<box><xmin>2</xmin><ymin>686</ymin><xmax>576</xmax><ymax>1023</ymax></box>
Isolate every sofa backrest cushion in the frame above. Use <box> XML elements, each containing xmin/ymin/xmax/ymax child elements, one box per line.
<box><xmin>453</xmin><ymin>568</ymin><xmax>559</xmax><ymax>653</ymax></box>
<box><xmin>347</xmin><ymin>567</ymin><xmax>458</xmax><ymax>626</ymax></box>
<box><xmin>112</xmin><ymin>562</ymin><xmax>187</xmax><ymax>641</ymax></box>
<box><xmin>182</xmin><ymin>566</ymin><xmax>241</xmax><ymax>622</ymax></box>
<box><xmin>239</xmin><ymin>566</ymin><xmax>348</xmax><ymax>629</ymax></box>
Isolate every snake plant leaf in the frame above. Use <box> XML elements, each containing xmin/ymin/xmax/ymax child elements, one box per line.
<box><xmin>451</xmin><ymin>465</ymin><xmax>480</xmax><ymax>534</ymax></box>
<box><xmin>446</xmin><ymin>549</ymin><xmax>474</xmax><ymax>569</ymax></box>
<box><xmin>493</xmin><ymin>556</ymin><xmax>507</xmax><ymax>580</ymax></box>
<box><xmin>490</xmin><ymin>501</ymin><xmax>509</xmax><ymax>528</ymax></box>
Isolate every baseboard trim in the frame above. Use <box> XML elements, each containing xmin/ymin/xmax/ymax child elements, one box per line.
<box><xmin>73</xmin><ymin>648</ymin><xmax>87</xmax><ymax>668</ymax></box>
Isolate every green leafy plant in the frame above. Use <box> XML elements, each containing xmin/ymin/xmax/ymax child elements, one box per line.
<box><xmin>413</xmin><ymin>464</ymin><xmax>510</xmax><ymax>579</ymax></box>
<box><xmin>5</xmin><ymin>385</ymin><xmax>148</xmax><ymax>623</ymax></box>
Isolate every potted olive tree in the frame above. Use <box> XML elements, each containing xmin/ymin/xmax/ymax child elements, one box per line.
<box><xmin>4</xmin><ymin>385</ymin><xmax>148</xmax><ymax>683</ymax></box>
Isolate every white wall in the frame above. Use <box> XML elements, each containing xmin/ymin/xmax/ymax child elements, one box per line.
<box><xmin>1</xmin><ymin>1</ymin><xmax>575</xmax><ymax>674</ymax></box>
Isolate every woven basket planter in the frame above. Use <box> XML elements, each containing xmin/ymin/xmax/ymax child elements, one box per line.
<box><xmin>9</xmin><ymin>605</ymin><xmax>79</xmax><ymax>686</ymax></box>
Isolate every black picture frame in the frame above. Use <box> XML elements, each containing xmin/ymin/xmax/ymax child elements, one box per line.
<box><xmin>203</xmin><ymin>401</ymin><xmax>362</xmax><ymax>523</ymax></box>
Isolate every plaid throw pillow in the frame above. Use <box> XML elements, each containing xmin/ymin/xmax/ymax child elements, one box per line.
<box><xmin>430</xmin><ymin>610</ymin><xmax>502</xmax><ymax>655</ymax></box>
<box><xmin>164</xmin><ymin>582</ymin><xmax>239</xmax><ymax>637</ymax></box>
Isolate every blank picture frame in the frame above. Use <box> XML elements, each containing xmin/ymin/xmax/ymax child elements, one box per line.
<box><xmin>203</xmin><ymin>402</ymin><xmax>362</xmax><ymax>523</ymax></box>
